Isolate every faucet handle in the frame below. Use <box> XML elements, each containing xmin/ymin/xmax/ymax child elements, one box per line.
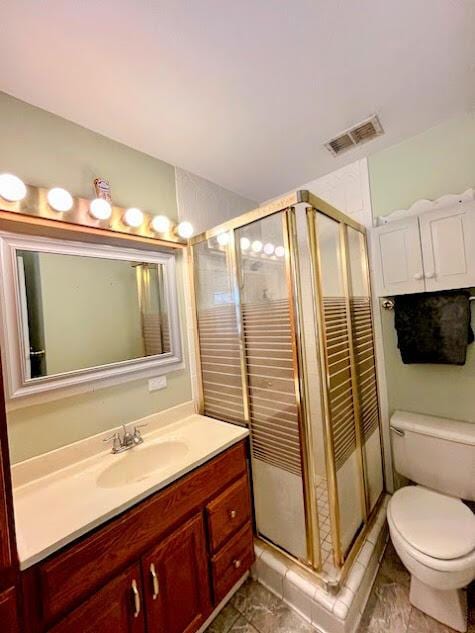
<box><xmin>103</xmin><ymin>432</ymin><xmax>122</xmax><ymax>453</ymax></box>
<box><xmin>132</xmin><ymin>424</ymin><xmax>146</xmax><ymax>444</ymax></box>
<box><xmin>103</xmin><ymin>431</ymin><xmax>119</xmax><ymax>443</ymax></box>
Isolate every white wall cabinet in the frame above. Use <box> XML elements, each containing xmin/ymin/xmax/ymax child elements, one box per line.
<box><xmin>371</xmin><ymin>201</ymin><xmax>475</xmax><ymax>296</ymax></box>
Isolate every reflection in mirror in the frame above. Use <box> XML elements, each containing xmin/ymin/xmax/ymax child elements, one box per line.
<box><xmin>16</xmin><ymin>250</ymin><xmax>170</xmax><ymax>380</ymax></box>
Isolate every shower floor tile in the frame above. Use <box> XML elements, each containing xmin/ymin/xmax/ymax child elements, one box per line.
<box><xmin>205</xmin><ymin>544</ymin><xmax>475</xmax><ymax>633</ymax></box>
<box><xmin>315</xmin><ymin>474</ymin><xmax>338</xmax><ymax>577</ymax></box>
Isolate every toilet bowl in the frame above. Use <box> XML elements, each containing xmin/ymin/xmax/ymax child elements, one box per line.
<box><xmin>388</xmin><ymin>412</ymin><xmax>475</xmax><ymax>632</ymax></box>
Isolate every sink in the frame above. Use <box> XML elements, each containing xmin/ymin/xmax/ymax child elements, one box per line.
<box><xmin>97</xmin><ymin>440</ymin><xmax>189</xmax><ymax>488</ymax></box>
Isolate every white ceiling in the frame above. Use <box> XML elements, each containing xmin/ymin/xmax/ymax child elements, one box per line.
<box><xmin>0</xmin><ymin>1</ymin><xmax>474</xmax><ymax>201</ymax></box>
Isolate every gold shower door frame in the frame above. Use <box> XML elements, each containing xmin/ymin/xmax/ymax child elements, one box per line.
<box><xmin>188</xmin><ymin>190</ymin><xmax>385</xmax><ymax>586</ymax></box>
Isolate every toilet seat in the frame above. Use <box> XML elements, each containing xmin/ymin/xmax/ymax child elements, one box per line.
<box><xmin>389</xmin><ymin>486</ymin><xmax>475</xmax><ymax>560</ymax></box>
<box><xmin>387</xmin><ymin>487</ymin><xmax>475</xmax><ymax>591</ymax></box>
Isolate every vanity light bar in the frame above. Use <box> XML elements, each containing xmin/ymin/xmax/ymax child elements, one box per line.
<box><xmin>0</xmin><ymin>174</ymin><xmax>194</xmax><ymax>246</ymax></box>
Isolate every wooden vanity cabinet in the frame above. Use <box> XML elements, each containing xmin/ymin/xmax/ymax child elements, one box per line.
<box><xmin>22</xmin><ymin>440</ymin><xmax>254</xmax><ymax>633</ymax></box>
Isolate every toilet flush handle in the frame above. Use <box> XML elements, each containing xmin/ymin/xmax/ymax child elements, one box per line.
<box><xmin>391</xmin><ymin>427</ymin><xmax>405</xmax><ymax>437</ymax></box>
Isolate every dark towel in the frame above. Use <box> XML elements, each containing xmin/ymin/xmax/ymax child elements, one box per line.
<box><xmin>394</xmin><ymin>290</ymin><xmax>474</xmax><ymax>365</ymax></box>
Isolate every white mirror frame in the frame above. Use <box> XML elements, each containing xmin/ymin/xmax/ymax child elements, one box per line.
<box><xmin>0</xmin><ymin>231</ymin><xmax>183</xmax><ymax>405</ymax></box>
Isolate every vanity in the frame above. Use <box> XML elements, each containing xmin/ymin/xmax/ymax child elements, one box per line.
<box><xmin>0</xmin><ymin>193</ymin><xmax>255</xmax><ymax>633</ymax></box>
<box><xmin>14</xmin><ymin>410</ymin><xmax>253</xmax><ymax>632</ymax></box>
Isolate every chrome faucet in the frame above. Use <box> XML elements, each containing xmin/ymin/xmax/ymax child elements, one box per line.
<box><xmin>103</xmin><ymin>423</ymin><xmax>147</xmax><ymax>454</ymax></box>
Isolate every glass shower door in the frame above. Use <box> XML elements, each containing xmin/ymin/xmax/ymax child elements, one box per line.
<box><xmin>236</xmin><ymin>213</ymin><xmax>309</xmax><ymax>562</ymax></box>
<box><xmin>192</xmin><ymin>233</ymin><xmax>246</xmax><ymax>425</ymax></box>
<box><xmin>346</xmin><ymin>227</ymin><xmax>384</xmax><ymax>512</ymax></box>
<box><xmin>310</xmin><ymin>212</ymin><xmax>366</xmax><ymax>562</ymax></box>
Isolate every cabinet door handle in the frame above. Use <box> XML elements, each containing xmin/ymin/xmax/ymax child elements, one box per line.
<box><xmin>414</xmin><ymin>272</ymin><xmax>423</xmax><ymax>280</ymax></box>
<box><xmin>233</xmin><ymin>559</ymin><xmax>241</xmax><ymax>569</ymax></box>
<box><xmin>229</xmin><ymin>509</ymin><xmax>237</xmax><ymax>519</ymax></box>
<box><xmin>150</xmin><ymin>563</ymin><xmax>160</xmax><ymax>600</ymax></box>
<box><xmin>131</xmin><ymin>579</ymin><xmax>141</xmax><ymax>618</ymax></box>
<box><xmin>425</xmin><ymin>271</ymin><xmax>435</xmax><ymax>279</ymax></box>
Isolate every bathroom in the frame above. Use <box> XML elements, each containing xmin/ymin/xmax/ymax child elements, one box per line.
<box><xmin>0</xmin><ymin>2</ymin><xmax>473</xmax><ymax>632</ymax></box>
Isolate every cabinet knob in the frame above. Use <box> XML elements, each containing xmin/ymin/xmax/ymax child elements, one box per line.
<box><xmin>414</xmin><ymin>272</ymin><xmax>423</xmax><ymax>280</ymax></box>
<box><xmin>232</xmin><ymin>559</ymin><xmax>241</xmax><ymax>569</ymax></box>
<box><xmin>425</xmin><ymin>271</ymin><xmax>435</xmax><ymax>279</ymax></box>
<box><xmin>229</xmin><ymin>509</ymin><xmax>237</xmax><ymax>520</ymax></box>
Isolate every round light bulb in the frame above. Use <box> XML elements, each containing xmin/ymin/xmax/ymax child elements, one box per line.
<box><xmin>177</xmin><ymin>221</ymin><xmax>194</xmax><ymax>239</ymax></box>
<box><xmin>89</xmin><ymin>198</ymin><xmax>112</xmax><ymax>221</ymax></box>
<box><xmin>263</xmin><ymin>242</ymin><xmax>275</xmax><ymax>256</ymax></box>
<box><xmin>217</xmin><ymin>232</ymin><xmax>230</xmax><ymax>246</ymax></box>
<box><xmin>251</xmin><ymin>240</ymin><xmax>263</xmax><ymax>253</ymax></box>
<box><xmin>0</xmin><ymin>174</ymin><xmax>26</xmax><ymax>202</ymax></box>
<box><xmin>240</xmin><ymin>237</ymin><xmax>250</xmax><ymax>251</ymax></box>
<box><xmin>123</xmin><ymin>207</ymin><xmax>144</xmax><ymax>228</ymax></box>
<box><xmin>151</xmin><ymin>215</ymin><xmax>171</xmax><ymax>233</ymax></box>
<box><xmin>47</xmin><ymin>187</ymin><xmax>73</xmax><ymax>212</ymax></box>
<box><xmin>275</xmin><ymin>245</ymin><xmax>285</xmax><ymax>257</ymax></box>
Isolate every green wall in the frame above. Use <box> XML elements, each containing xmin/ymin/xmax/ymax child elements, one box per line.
<box><xmin>0</xmin><ymin>92</ymin><xmax>177</xmax><ymax>217</ymax></box>
<box><xmin>368</xmin><ymin>114</ymin><xmax>475</xmax><ymax>422</ymax></box>
<box><xmin>370</xmin><ymin>114</ymin><xmax>475</xmax><ymax>217</ymax></box>
<box><xmin>0</xmin><ymin>92</ymin><xmax>192</xmax><ymax>462</ymax></box>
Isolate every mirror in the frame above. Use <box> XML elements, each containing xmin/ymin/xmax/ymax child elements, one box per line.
<box><xmin>0</xmin><ymin>234</ymin><xmax>182</xmax><ymax>401</ymax></box>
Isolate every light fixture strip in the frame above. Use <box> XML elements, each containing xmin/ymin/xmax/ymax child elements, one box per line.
<box><xmin>0</xmin><ymin>178</ymin><xmax>191</xmax><ymax>246</ymax></box>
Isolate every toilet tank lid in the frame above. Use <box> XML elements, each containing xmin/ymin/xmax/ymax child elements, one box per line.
<box><xmin>391</xmin><ymin>411</ymin><xmax>475</xmax><ymax>446</ymax></box>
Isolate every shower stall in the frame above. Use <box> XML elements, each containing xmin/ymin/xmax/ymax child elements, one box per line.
<box><xmin>189</xmin><ymin>191</ymin><xmax>385</xmax><ymax>586</ymax></box>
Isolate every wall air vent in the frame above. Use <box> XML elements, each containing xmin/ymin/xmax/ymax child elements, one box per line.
<box><xmin>325</xmin><ymin>115</ymin><xmax>384</xmax><ymax>156</ymax></box>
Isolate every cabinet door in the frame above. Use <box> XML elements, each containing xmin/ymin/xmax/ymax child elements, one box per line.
<box><xmin>419</xmin><ymin>201</ymin><xmax>475</xmax><ymax>291</ymax></box>
<box><xmin>142</xmin><ymin>513</ymin><xmax>211</xmax><ymax>633</ymax></box>
<box><xmin>0</xmin><ymin>586</ymin><xmax>20</xmax><ymax>633</ymax></box>
<box><xmin>371</xmin><ymin>217</ymin><xmax>425</xmax><ymax>295</ymax></box>
<box><xmin>49</xmin><ymin>564</ymin><xmax>145</xmax><ymax>633</ymax></box>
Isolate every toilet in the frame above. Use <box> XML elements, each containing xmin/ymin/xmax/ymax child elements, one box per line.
<box><xmin>387</xmin><ymin>411</ymin><xmax>475</xmax><ymax>632</ymax></box>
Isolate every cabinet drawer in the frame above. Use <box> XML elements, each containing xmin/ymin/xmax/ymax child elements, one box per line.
<box><xmin>206</xmin><ymin>475</ymin><xmax>251</xmax><ymax>552</ymax></box>
<box><xmin>211</xmin><ymin>523</ymin><xmax>254</xmax><ymax>604</ymax></box>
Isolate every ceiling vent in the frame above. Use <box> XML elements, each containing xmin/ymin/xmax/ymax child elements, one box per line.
<box><xmin>325</xmin><ymin>115</ymin><xmax>384</xmax><ymax>156</ymax></box>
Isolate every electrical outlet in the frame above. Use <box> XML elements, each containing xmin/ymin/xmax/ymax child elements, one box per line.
<box><xmin>148</xmin><ymin>376</ymin><xmax>167</xmax><ymax>392</ymax></box>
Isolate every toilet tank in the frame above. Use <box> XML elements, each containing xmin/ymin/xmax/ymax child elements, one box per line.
<box><xmin>391</xmin><ymin>411</ymin><xmax>475</xmax><ymax>501</ymax></box>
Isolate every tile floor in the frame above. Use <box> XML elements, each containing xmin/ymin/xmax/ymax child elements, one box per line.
<box><xmin>206</xmin><ymin>543</ymin><xmax>474</xmax><ymax>633</ymax></box>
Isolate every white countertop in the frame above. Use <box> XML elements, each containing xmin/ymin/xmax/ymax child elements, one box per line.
<box><xmin>12</xmin><ymin>402</ymin><xmax>249</xmax><ymax>569</ymax></box>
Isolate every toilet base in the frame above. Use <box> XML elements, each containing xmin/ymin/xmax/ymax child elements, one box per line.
<box><xmin>410</xmin><ymin>576</ymin><xmax>467</xmax><ymax>632</ymax></box>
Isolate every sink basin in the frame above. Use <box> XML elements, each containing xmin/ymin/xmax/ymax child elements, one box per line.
<box><xmin>97</xmin><ymin>440</ymin><xmax>189</xmax><ymax>488</ymax></box>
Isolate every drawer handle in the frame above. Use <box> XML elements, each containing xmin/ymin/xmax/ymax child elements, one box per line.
<box><xmin>150</xmin><ymin>563</ymin><xmax>160</xmax><ymax>600</ymax></box>
<box><xmin>131</xmin><ymin>579</ymin><xmax>141</xmax><ymax>618</ymax></box>
<box><xmin>233</xmin><ymin>559</ymin><xmax>242</xmax><ymax>569</ymax></box>
<box><xmin>229</xmin><ymin>509</ymin><xmax>237</xmax><ymax>520</ymax></box>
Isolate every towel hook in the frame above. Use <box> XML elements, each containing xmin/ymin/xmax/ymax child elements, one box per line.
<box><xmin>381</xmin><ymin>298</ymin><xmax>395</xmax><ymax>311</ymax></box>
